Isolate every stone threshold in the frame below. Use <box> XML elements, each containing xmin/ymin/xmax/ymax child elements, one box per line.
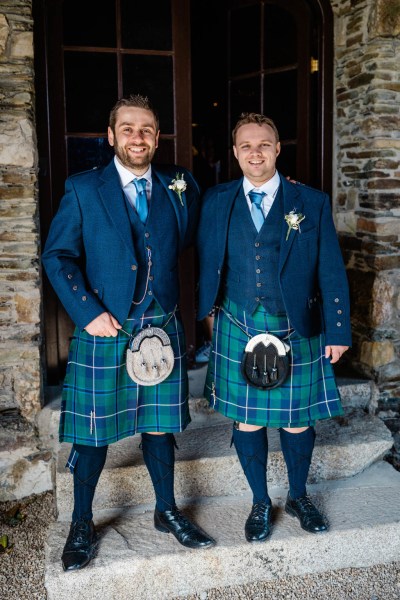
<box><xmin>44</xmin><ymin>461</ymin><xmax>400</xmax><ymax>600</ymax></box>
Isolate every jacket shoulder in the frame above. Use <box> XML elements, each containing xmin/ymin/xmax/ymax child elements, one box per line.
<box><xmin>288</xmin><ymin>180</ymin><xmax>328</xmax><ymax>202</ymax></box>
<box><xmin>153</xmin><ymin>163</ymin><xmax>199</xmax><ymax>193</ymax></box>
<box><xmin>68</xmin><ymin>165</ymin><xmax>104</xmax><ymax>180</ymax></box>
<box><xmin>67</xmin><ymin>165</ymin><xmax>107</xmax><ymax>188</ymax></box>
<box><xmin>153</xmin><ymin>163</ymin><xmax>192</xmax><ymax>179</ymax></box>
<box><xmin>203</xmin><ymin>179</ymin><xmax>242</xmax><ymax>197</ymax></box>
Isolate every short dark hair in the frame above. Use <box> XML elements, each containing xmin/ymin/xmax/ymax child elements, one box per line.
<box><xmin>109</xmin><ymin>94</ymin><xmax>160</xmax><ymax>132</ymax></box>
<box><xmin>232</xmin><ymin>113</ymin><xmax>280</xmax><ymax>145</ymax></box>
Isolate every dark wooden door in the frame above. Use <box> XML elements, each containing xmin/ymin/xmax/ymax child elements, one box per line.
<box><xmin>191</xmin><ymin>0</ymin><xmax>333</xmax><ymax>192</ymax></box>
<box><xmin>34</xmin><ymin>0</ymin><xmax>194</xmax><ymax>384</ymax></box>
<box><xmin>226</xmin><ymin>0</ymin><xmax>333</xmax><ymax>190</ymax></box>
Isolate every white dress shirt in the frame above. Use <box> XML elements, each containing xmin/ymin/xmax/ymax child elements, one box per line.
<box><xmin>114</xmin><ymin>156</ymin><xmax>152</xmax><ymax>209</ymax></box>
<box><xmin>243</xmin><ymin>170</ymin><xmax>281</xmax><ymax>219</ymax></box>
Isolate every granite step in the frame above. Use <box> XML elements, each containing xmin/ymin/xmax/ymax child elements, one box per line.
<box><xmin>54</xmin><ymin>400</ymin><xmax>393</xmax><ymax>520</ymax></box>
<box><xmin>45</xmin><ymin>461</ymin><xmax>400</xmax><ymax>600</ymax></box>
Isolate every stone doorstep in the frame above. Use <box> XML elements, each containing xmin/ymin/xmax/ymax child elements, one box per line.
<box><xmin>54</xmin><ymin>408</ymin><xmax>393</xmax><ymax>521</ymax></box>
<box><xmin>44</xmin><ymin>461</ymin><xmax>400</xmax><ymax>600</ymax></box>
<box><xmin>0</xmin><ymin>428</ymin><xmax>54</xmax><ymax>502</ymax></box>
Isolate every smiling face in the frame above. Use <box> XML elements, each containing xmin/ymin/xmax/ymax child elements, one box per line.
<box><xmin>233</xmin><ymin>123</ymin><xmax>281</xmax><ymax>186</ymax></box>
<box><xmin>107</xmin><ymin>106</ymin><xmax>159</xmax><ymax>175</ymax></box>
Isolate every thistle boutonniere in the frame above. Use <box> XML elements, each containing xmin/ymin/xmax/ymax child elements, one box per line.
<box><xmin>168</xmin><ymin>173</ymin><xmax>187</xmax><ymax>206</ymax></box>
<box><xmin>284</xmin><ymin>209</ymin><xmax>305</xmax><ymax>241</ymax></box>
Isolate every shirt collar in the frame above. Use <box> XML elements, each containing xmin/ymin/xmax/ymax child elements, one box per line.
<box><xmin>243</xmin><ymin>170</ymin><xmax>280</xmax><ymax>197</ymax></box>
<box><xmin>113</xmin><ymin>156</ymin><xmax>152</xmax><ymax>188</ymax></box>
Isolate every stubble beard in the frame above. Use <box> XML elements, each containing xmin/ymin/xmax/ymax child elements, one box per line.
<box><xmin>114</xmin><ymin>141</ymin><xmax>154</xmax><ymax>171</ymax></box>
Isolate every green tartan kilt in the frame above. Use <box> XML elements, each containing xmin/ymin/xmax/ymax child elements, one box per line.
<box><xmin>204</xmin><ymin>298</ymin><xmax>343</xmax><ymax>428</ymax></box>
<box><xmin>59</xmin><ymin>302</ymin><xmax>190</xmax><ymax>446</ymax></box>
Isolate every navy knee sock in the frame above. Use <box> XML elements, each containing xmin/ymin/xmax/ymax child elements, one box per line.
<box><xmin>141</xmin><ymin>433</ymin><xmax>176</xmax><ymax>512</ymax></box>
<box><xmin>72</xmin><ymin>443</ymin><xmax>108</xmax><ymax>522</ymax></box>
<box><xmin>279</xmin><ymin>427</ymin><xmax>316</xmax><ymax>499</ymax></box>
<box><xmin>232</xmin><ymin>426</ymin><xmax>271</xmax><ymax>505</ymax></box>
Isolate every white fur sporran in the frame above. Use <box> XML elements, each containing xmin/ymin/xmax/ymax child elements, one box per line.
<box><xmin>126</xmin><ymin>327</ymin><xmax>174</xmax><ymax>386</ymax></box>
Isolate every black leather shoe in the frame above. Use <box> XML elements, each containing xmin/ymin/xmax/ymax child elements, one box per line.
<box><xmin>245</xmin><ymin>501</ymin><xmax>272</xmax><ymax>542</ymax></box>
<box><xmin>154</xmin><ymin>506</ymin><xmax>215</xmax><ymax>549</ymax></box>
<box><xmin>285</xmin><ymin>493</ymin><xmax>329</xmax><ymax>533</ymax></box>
<box><xmin>61</xmin><ymin>519</ymin><xmax>97</xmax><ymax>571</ymax></box>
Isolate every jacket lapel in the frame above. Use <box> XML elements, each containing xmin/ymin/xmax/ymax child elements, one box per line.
<box><xmin>217</xmin><ymin>179</ymin><xmax>243</xmax><ymax>259</ymax></box>
<box><xmin>98</xmin><ymin>160</ymin><xmax>134</xmax><ymax>253</ymax></box>
<box><xmin>153</xmin><ymin>168</ymin><xmax>187</xmax><ymax>245</ymax></box>
<box><xmin>278</xmin><ymin>174</ymin><xmax>304</xmax><ymax>272</ymax></box>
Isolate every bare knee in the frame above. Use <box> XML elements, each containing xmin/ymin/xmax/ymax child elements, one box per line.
<box><xmin>281</xmin><ymin>427</ymin><xmax>309</xmax><ymax>433</ymax></box>
<box><xmin>236</xmin><ymin>422</ymin><xmax>264</xmax><ymax>432</ymax></box>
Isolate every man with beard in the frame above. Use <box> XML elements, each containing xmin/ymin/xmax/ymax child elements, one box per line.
<box><xmin>42</xmin><ymin>94</ymin><xmax>215</xmax><ymax>572</ymax></box>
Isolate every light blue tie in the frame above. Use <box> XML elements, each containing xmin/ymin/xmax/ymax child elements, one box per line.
<box><xmin>248</xmin><ymin>190</ymin><xmax>266</xmax><ymax>232</ymax></box>
<box><xmin>132</xmin><ymin>178</ymin><xmax>148</xmax><ymax>224</ymax></box>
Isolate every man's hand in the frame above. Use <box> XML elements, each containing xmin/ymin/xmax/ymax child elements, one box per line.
<box><xmin>85</xmin><ymin>312</ymin><xmax>122</xmax><ymax>337</ymax></box>
<box><xmin>325</xmin><ymin>345</ymin><xmax>349</xmax><ymax>364</ymax></box>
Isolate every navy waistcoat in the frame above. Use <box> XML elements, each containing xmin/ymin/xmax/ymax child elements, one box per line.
<box><xmin>125</xmin><ymin>175</ymin><xmax>180</xmax><ymax>319</ymax></box>
<box><xmin>223</xmin><ymin>185</ymin><xmax>286</xmax><ymax>315</ymax></box>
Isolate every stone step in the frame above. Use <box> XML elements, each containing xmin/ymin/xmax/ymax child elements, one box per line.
<box><xmin>0</xmin><ymin>425</ymin><xmax>53</xmax><ymax>501</ymax></box>
<box><xmin>44</xmin><ymin>461</ymin><xmax>400</xmax><ymax>600</ymax></box>
<box><xmin>55</xmin><ymin>404</ymin><xmax>393</xmax><ymax>520</ymax></box>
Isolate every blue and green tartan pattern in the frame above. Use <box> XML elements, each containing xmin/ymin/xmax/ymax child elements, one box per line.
<box><xmin>204</xmin><ymin>298</ymin><xmax>343</xmax><ymax>427</ymax></box>
<box><xmin>59</xmin><ymin>302</ymin><xmax>190</xmax><ymax>446</ymax></box>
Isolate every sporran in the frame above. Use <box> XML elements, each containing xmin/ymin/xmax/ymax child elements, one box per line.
<box><xmin>126</xmin><ymin>326</ymin><xmax>174</xmax><ymax>386</ymax></box>
<box><xmin>241</xmin><ymin>333</ymin><xmax>290</xmax><ymax>390</ymax></box>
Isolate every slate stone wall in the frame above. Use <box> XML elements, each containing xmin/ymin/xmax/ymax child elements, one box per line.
<box><xmin>331</xmin><ymin>0</ymin><xmax>400</xmax><ymax>403</ymax></box>
<box><xmin>0</xmin><ymin>0</ymin><xmax>42</xmax><ymax>427</ymax></box>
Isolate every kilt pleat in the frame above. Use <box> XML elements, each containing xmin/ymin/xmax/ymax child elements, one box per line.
<box><xmin>59</xmin><ymin>302</ymin><xmax>190</xmax><ymax>446</ymax></box>
<box><xmin>204</xmin><ymin>298</ymin><xmax>343</xmax><ymax>427</ymax></box>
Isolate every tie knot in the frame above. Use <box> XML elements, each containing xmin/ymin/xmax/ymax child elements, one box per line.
<box><xmin>133</xmin><ymin>178</ymin><xmax>147</xmax><ymax>194</ymax></box>
<box><xmin>248</xmin><ymin>190</ymin><xmax>265</xmax><ymax>208</ymax></box>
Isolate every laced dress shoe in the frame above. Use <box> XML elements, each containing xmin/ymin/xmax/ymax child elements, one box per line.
<box><xmin>285</xmin><ymin>493</ymin><xmax>329</xmax><ymax>533</ymax></box>
<box><xmin>61</xmin><ymin>519</ymin><xmax>97</xmax><ymax>571</ymax></box>
<box><xmin>154</xmin><ymin>506</ymin><xmax>215</xmax><ymax>549</ymax></box>
<box><xmin>245</xmin><ymin>501</ymin><xmax>272</xmax><ymax>542</ymax></box>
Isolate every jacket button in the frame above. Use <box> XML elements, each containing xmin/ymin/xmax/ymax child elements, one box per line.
<box><xmin>337</xmin><ymin>309</ymin><xmax>342</xmax><ymax>314</ymax></box>
<box><xmin>337</xmin><ymin>322</ymin><xmax>341</xmax><ymax>326</ymax></box>
<box><xmin>255</xmin><ymin>242</ymin><xmax>260</xmax><ymax>247</ymax></box>
<box><xmin>145</xmin><ymin>232</ymin><xmax>150</xmax><ymax>238</ymax></box>
<box><xmin>148</xmin><ymin>290</ymin><xmax>153</xmax><ymax>296</ymax></box>
<box><xmin>131</xmin><ymin>265</ymin><xmax>137</xmax><ymax>271</ymax></box>
<box><xmin>334</xmin><ymin>298</ymin><xmax>339</xmax><ymax>303</ymax></box>
<box><xmin>72</xmin><ymin>285</ymin><xmax>78</xmax><ymax>291</ymax></box>
<box><xmin>93</xmin><ymin>289</ymin><xmax>98</xmax><ymax>294</ymax></box>
<box><xmin>82</xmin><ymin>296</ymin><xmax>87</xmax><ymax>301</ymax></box>
<box><xmin>255</xmin><ymin>255</ymin><xmax>261</xmax><ymax>260</ymax></box>
<box><xmin>67</xmin><ymin>274</ymin><xmax>73</xmax><ymax>279</ymax></box>
<box><xmin>256</xmin><ymin>282</ymin><xmax>262</xmax><ymax>288</ymax></box>
<box><xmin>217</xmin><ymin>269</ymin><xmax>221</xmax><ymax>275</ymax></box>
<box><xmin>255</xmin><ymin>297</ymin><xmax>260</xmax><ymax>302</ymax></box>
<box><xmin>149</xmin><ymin>275</ymin><xmax>154</xmax><ymax>281</ymax></box>
<box><xmin>256</xmin><ymin>269</ymin><xmax>261</xmax><ymax>274</ymax></box>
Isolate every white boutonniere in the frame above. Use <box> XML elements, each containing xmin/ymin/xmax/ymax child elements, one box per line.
<box><xmin>284</xmin><ymin>209</ymin><xmax>305</xmax><ymax>241</ymax></box>
<box><xmin>168</xmin><ymin>173</ymin><xmax>187</xmax><ymax>206</ymax></box>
